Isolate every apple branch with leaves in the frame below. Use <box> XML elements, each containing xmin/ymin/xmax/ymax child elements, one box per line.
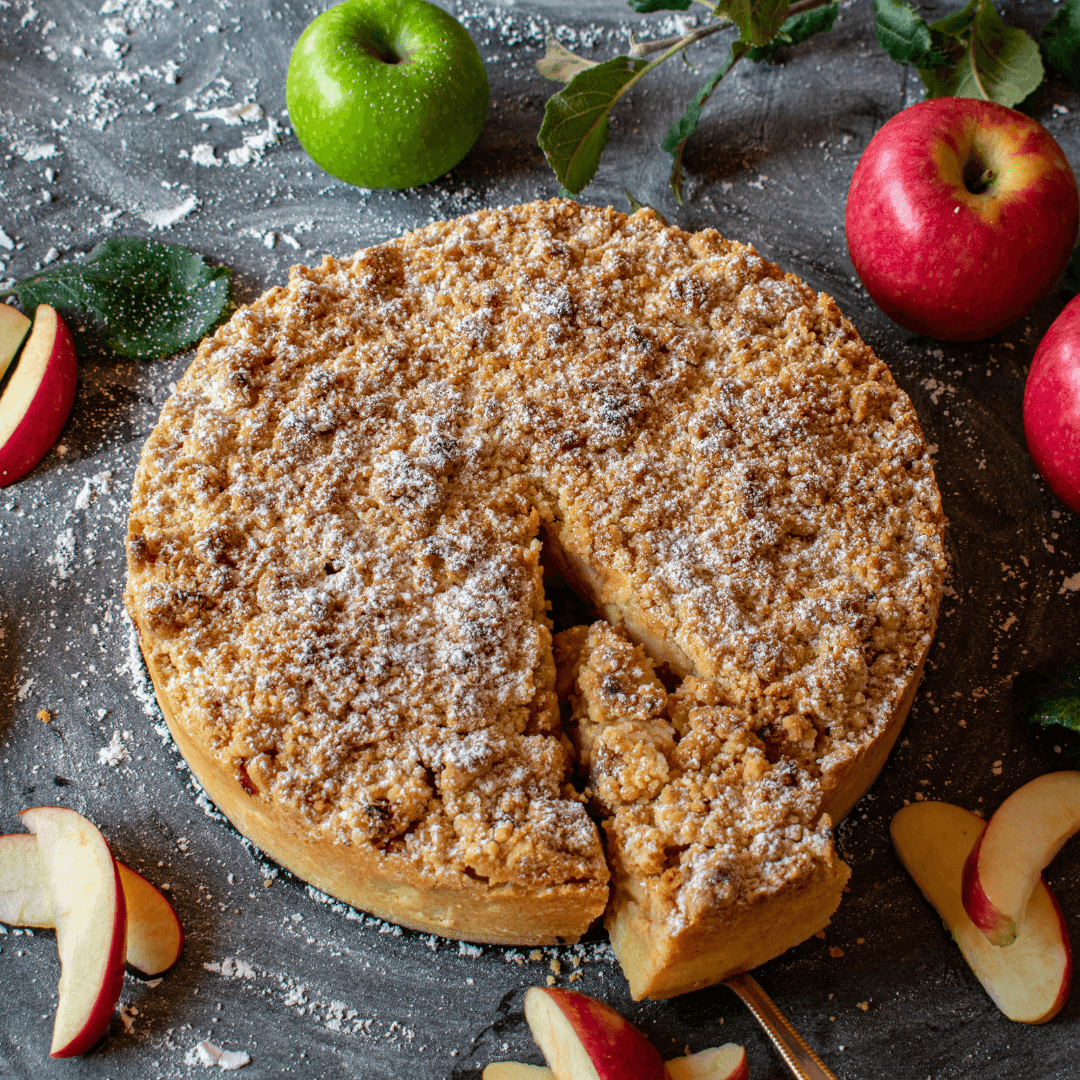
<box><xmin>536</xmin><ymin>0</ymin><xmax>1080</xmax><ymax>204</ymax></box>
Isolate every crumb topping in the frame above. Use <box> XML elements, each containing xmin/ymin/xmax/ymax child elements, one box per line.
<box><xmin>126</xmin><ymin>199</ymin><xmax>944</xmax><ymax>911</ymax></box>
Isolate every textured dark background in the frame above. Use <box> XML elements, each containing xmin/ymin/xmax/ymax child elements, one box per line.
<box><xmin>1</xmin><ymin>0</ymin><xmax>1079</xmax><ymax>1077</ymax></box>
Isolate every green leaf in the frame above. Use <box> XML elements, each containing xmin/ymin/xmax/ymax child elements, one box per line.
<box><xmin>538</xmin><ymin>55</ymin><xmax>650</xmax><ymax>195</ymax></box>
<box><xmin>537</xmin><ymin>35</ymin><xmax>599</xmax><ymax>82</ymax></box>
<box><xmin>873</xmin><ymin>0</ymin><xmax>949</xmax><ymax>68</ymax></box>
<box><xmin>717</xmin><ymin>0</ymin><xmax>790</xmax><ymax>47</ymax></box>
<box><xmin>627</xmin><ymin>0</ymin><xmax>692</xmax><ymax>10</ymax></box>
<box><xmin>662</xmin><ymin>41</ymin><xmax>749</xmax><ymax>203</ymax></box>
<box><xmin>919</xmin><ymin>0</ymin><xmax>1043</xmax><ymax>107</ymax></box>
<box><xmin>1063</xmin><ymin>243</ymin><xmax>1080</xmax><ymax>297</ymax></box>
<box><xmin>1017</xmin><ymin>660</ymin><xmax>1080</xmax><ymax>733</ymax></box>
<box><xmin>748</xmin><ymin>1</ymin><xmax>839</xmax><ymax>62</ymax></box>
<box><xmin>1042</xmin><ymin>0</ymin><xmax>1080</xmax><ymax>92</ymax></box>
<box><xmin>10</xmin><ymin>239</ymin><xmax>231</xmax><ymax>360</ymax></box>
<box><xmin>625</xmin><ymin>189</ymin><xmax>669</xmax><ymax>224</ymax></box>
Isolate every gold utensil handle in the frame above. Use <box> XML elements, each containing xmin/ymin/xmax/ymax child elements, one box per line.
<box><xmin>724</xmin><ymin>973</ymin><xmax>840</xmax><ymax>1080</ymax></box>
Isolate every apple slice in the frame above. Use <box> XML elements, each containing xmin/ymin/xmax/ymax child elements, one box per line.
<box><xmin>961</xmin><ymin>771</ymin><xmax>1080</xmax><ymax>947</ymax></box>
<box><xmin>0</xmin><ymin>303</ymin><xmax>31</xmax><ymax>383</ymax></box>
<box><xmin>20</xmin><ymin>807</ymin><xmax>127</xmax><ymax>1057</ymax></box>
<box><xmin>117</xmin><ymin>862</ymin><xmax>184</xmax><ymax>976</ymax></box>
<box><xmin>892</xmin><ymin>801</ymin><xmax>1071</xmax><ymax>1024</ymax></box>
<box><xmin>524</xmin><ymin>986</ymin><xmax>670</xmax><ymax>1080</ymax></box>
<box><xmin>0</xmin><ymin>834</ymin><xmax>183</xmax><ymax>976</ymax></box>
<box><xmin>483</xmin><ymin>1065</ymin><xmax>557</xmax><ymax>1080</ymax></box>
<box><xmin>0</xmin><ymin>303</ymin><xmax>77</xmax><ymax>487</ymax></box>
<box><xmin>484</xmin><ymin>1045</ymin><xmax>749</xmax><ymax>1080</ymax></box>
<box><xmin>666</xmin><ymin>1045</ymin><xmax>749</xmax><ymax>1080</ymax></box>
<box><xmin>0</xmin><ymin>832</ymin><xmax>53</xmax><ymax>926</ymax></box>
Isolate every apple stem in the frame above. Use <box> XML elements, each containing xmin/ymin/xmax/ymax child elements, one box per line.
<box><xmin>962</xmin><ymin>158</ymin><xmax>994</xmax><ymax>195</ymax></box>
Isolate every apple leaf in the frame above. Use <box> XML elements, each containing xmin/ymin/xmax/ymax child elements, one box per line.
<box><xmin>662</xmin><ymin>41</ymin><xmax>749</xmax><ymax>203</ymax></box>
<box><xmin>920</xmin><ymin>0</ymin><xmax>1044</xmax><ymax>108</ymax></box>
<box><xmin>1017</xmin><ymin>660</ymin><xmax>1080</xmax><ymax>734</ymax></box>
<box><xmin>1042</xmin><ymin>0</ymin><xmax>1080</xmax><ymax>92</ymax></box>
<box><xmin>5</xmin><ymin>239</ymin><xmax>232</xmax><ymax>360</ymax></box>
<box><xmin>538</xmin><ymin>55</ymin><xmax>650</xmax><ymax>195</ymax></box>
<box><xmin>748</xmin><ymin>2</ymin><xmax>839</xmax><ymax>62</ymax></box>
<box><xmin>872</xmin><ymin>0</ymin><xmax>949</xmax><ymax>68</ymax></box>
<box><xmin>537</xmin><ymin>36</ymin><xmax>598</xmax><ymax>83</ymax></box>
<box><xmin>716</xmin><ymin>0</ymin><xmax>790</xmax><ymax>47</ymax></box>
<box><xmin>628</xmin><ymin>0</ymin><xmax>692</xmax><ymax>10</ymax></box>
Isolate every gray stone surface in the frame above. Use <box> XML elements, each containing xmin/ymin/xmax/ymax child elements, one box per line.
<box><xmin>1</xmin><ymin>0</ymin><xmax>1079</xmax><ymax>1076</ymax></box>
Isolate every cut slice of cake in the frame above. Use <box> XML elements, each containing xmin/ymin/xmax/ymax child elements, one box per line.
<box><xmin>556</xmin><ymin>622</ymin><xmax>850</xmax><ymax>999</ymax></box>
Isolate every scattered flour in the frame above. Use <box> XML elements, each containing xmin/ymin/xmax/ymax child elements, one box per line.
<box><xmin>14</xmin><ymin>141</ymin><xmax>58</xmax><ymax>162</ymax></box>
<box><xmin>203</xmin><ymin>957</ymin><xmax>257</xmax><ymax>980</ymax></box>
<box><xmin>185</xmin><ymin>1041</ymin><xmax>251</xmax><ymax>1070</ymax></box>
<box><xmin>141</xmin><ymin>194</ymin><xmax>199</xmax><ymax>231</ymax></box>
<box><xmin>194</xmin><ymin>102</ymin><xmax>262</xmax><ymax>126</ymax></box>
<box><xmin>1061</xmin><ymin>572</ymin><xmax>1080</xmax><ymax>595</ymax></box>
<box><xmin>98</xmin><ymin>730</ymin><xmax>130</xmax><ymax>766</ymax></box>
<box><xmin>190</xmin><ymin>143</ymin><xmax>222</xmax><ymax>168</ymax></box>
<box><xmin>47</xmin><ymin>527</ymin><xmax>76</xmax><ymax>581</ymax></box>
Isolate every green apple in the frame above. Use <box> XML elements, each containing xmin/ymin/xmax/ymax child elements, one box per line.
<box><xmin>286</xmin><ymin>0</ymin><xmax>489</xmax><ymax>190</ymax></box>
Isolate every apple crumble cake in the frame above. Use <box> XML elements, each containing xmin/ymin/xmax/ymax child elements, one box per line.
<box><xmin>125</xmin><ymin>199</ymin><xmax>945</xmax><ymax>998</ymax></box>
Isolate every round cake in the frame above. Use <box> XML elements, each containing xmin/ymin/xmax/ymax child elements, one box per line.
<box><xmin>125</xmin><ymin>199</ymin><xmax>945</xmax><ymax>999</ymax></box>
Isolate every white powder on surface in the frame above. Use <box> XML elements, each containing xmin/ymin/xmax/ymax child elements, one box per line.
<box><xmin>15</xmin><ymin>677</ymin><xmax>34</xmax><ymax>702</ymax></box>
<box><xmin>98</xmin><ymin>730</ymin><xmax>130</xmax><ymax>766</ymax></box>
<box><xmin>74</xmin><ymin>470</ymin><xmax>114</xmax><ymax>511</ymax></box>
<box><xmin>47</xmin><ymin>527</ymin><xmax>76</xmax><ymax>581</ymax></box>
<box><xmin>141</xmin><ymin>194</ymin><xmax>199</xmax><ymax>231</ymax></box>
<box><xmin>185</xmin><ymin>1041</ymin><xmax>251</xmax><ymax>1070</ymax></box>
<box><xmin>203</xmin><ymin>957</ymin><xmax>257</xmax><ymax>980</ymax></box>
<box><xmin>1061</xmin><ymin>572</ymin><xmax>1080</xmax><ymax>595</ymax></box>
<box><xmin>16</xmin><ymin>142</ymin><xmax>58</xmax><ymax>161</ymax></box>
<box><xmin>194</xmin><ymin>102</ymin><xmax>262</xmax><ymax>126</ymax></box>
<box><xmin>0</xmin><ymin>229</ymin><xmax>13</xmax><ymax>251</ymax></box>
<box><xmin>190</xmin><ymin>143</ymin><xmax>221</xmax><ymax>168</ymax></box>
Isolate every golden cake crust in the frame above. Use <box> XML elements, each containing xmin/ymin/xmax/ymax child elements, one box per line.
<box><xmin>125</xmin><ymin>199</ymin><xmax>945</xmax><ymax>993</ymax></box>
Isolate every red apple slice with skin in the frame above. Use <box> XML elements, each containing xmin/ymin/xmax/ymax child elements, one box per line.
<box><xmin>0</xmin><ymin>833</ymin><xmax>183</xmax><ymax>976</ymax></box>
<box><xmin>484</xmin><ymin>1045</ymin><xmax>748</xmax><ymax>1080</ymax></box>
<box><xmin>524</xmin><ymin>986</ymin><xmax>670</xmax><ymax>1080</ymax></box>
<box><xmin>20</xmin><ymin>807</ymin><xmax>127</xmax><ymax>1057</ymax></box>
<box><xmin>892</xmin><ymin>801</ymin><xmax>1071</xmax><ymax>1024</ymax></box>
<box><xmin>0</xmin><ymin>303</ymin><xmax>77</xmax><ymax>487</ymax></box>
<box><xmin>0</xmin><ymin>303</ymin><xmax>32</xmax><ymax>383</ymax></box>
<box><xmin>961</xmin><ymin>771</ymin><xmax>1080</xmax><ymax>947</ymax></box>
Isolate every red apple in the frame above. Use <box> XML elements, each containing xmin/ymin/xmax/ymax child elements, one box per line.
<box><xmin>20</xmin><ymin>807</ymin><xmax>127</xmax><ymax>1058</ymax></box>
<box><xmin>524</xmin><ymin>986</ymin><xmax>669</xmax><ymax>1080</ymax></box>
<box><xmin>0</xmin><ymin>834</ymin><xmax>183</xmax><ymax>977</ymax></box>
<box><xmin>892</xmin><ymin>800</ymin><xmax>1071</xmax><ymax>1023</ymax></box>
<box><xmin>846</xmin><ymin>97</ymin><xmax>1079</xmax><ymax>341</ymax></box>
<box><xmin>0</xmin><ymin>303</ymin><xmax>31</xmax><ymax>383</ymax></box>
<box><xmin>0</xmin><ymin>303</ymin><xmax>77</xmax><ymax>487</ymax></box>
<box><xmin>1024</xmin><ymin>293</ymin><xmax>1080</xmax><ymax>514</ymax></box>
<box><xmin>961</xmin><ymin>771</ymin><xmax>1080</xmax><ymax>947</ymax></box>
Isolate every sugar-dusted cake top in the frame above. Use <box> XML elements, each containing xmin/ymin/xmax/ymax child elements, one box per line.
<box><xmin>126</xmin><ymin>199</ymin><xmax>944</xmax><ymax>899</ymax></box>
